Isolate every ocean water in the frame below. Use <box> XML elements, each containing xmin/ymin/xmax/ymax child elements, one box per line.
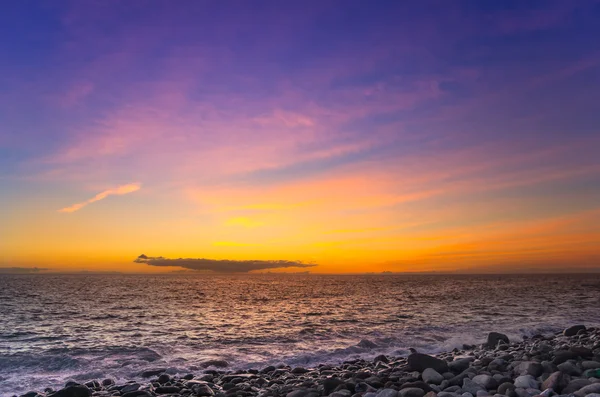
<box><xmin>1</xmin><ymin>273</ymin><xmax>599</xmax><ymax>395</ymax></box>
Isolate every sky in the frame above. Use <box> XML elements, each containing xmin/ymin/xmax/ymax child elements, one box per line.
<box><xmin>1</xmin><ymin>0</ymin><xmax>600</xmax><ymax>273</ymax></box>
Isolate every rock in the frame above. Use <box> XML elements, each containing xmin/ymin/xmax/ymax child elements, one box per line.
<box><xmin>261</xmin><ymin>365</ymin><xmax>276</xmax><ymax>373</ymax></box>
<box><xmin>462</xmin><ymin>393</ymin><xmax>474</xmax><ymax>397</ymax></box>
<box><xmin>408</xmin><ymin>353</ymin><xmax>449</xmax><ymax>373</ymax></box>
<box><xmin>487</xmin><ymin>333</ymin><xmax>510</xmax><ymax>348</ymax></box>
<box><xmin>324</xmin><ymin>379</ymin><xmax>346</xmax><ymax>396</ymax></box>
<box><xmin>498</xmin><ymin>383</ymin><xmax>516</xmax><ymax>395</ymax></box>
<box><xmin>476</xmin><ymin>391</ymin><xmax>489</xmax><ymax>397</ymax></box>
<box><xmin>450</xmin><ymin>359</ymin><xmax>473</xmax><ymax>374</ymax></box>
<box><xmin>571</xmin><ymin>346</ymin><xmax>594</xmax><ymax>358</ymax></box>
<box><xmin>101</xmin><ymin>379</ymin><xmax>114</xmax><ymax>387</ymax></box>
<box><xmin>120</xmin><ymin>384</ymin><xmax>141</xmax><ymax>393</ymax></box>
<box><xmin>488</xmin><ymin>359</ymin><xmax>506</xmax><ymax>372</ymax></box>
<box><xmin>463</xmin><ymin>379</ymin><xmax>486</xmax><ymax>395</ymax></box>
<box><xmin>558</xmin><ymin>361</ymin><xmax>582</xmax><ymax>376</ymax></box>
<box><xmin>157</xmin><ymin>374</ymin><xmax>171</xmax><ymax>384</ymax></box>
<box><xmin>584</xmin><ymin>369</ymin><xmax>600</xmax><ymax>378</ymax></box>
<box><xmin>472</xmin><ymin>375</ymin><xmax>498</xmax><ymax>390</ymax></box>
<box><xmin>140</xmin><ymin>368</ymin><xmax>166</xmax><ymax>378</ymax></box>
<box><xmin>377</xmin><ymin>389</ymin><xmax>399</xmax><ymax>397</ymax></box>
<box><xmin>583</xmin><ymin>361</ymin><xmax>600</xmax><ymax>370</ymax></box>
<box><xmin>582</xmin><ymin>394</ymin><xmax>600</xmax><ymax>397</ymax></box>
<box><xmin>121</xmin><ymin>392</ymin><xmax>152</xmax><ymax>397</ymax></box>
<box><xmin>574</xmin><ymin>384</ymin><xmax>600</xmax><ymax>397</ymax></box>
<box><xmin>155</xmin><ymin>386</ymin><xmax>181</xmax><ymax>394</ymax></box>
<box><xmin>399</xmin><ymin>388</ymin><xmax>426</xmax><ymax>397</ymax></box>
<box><xmin>374</xmin><ymin>355</ymin><xmax>389</xmax><ymax>364</ymax></box>
<box><xmin>541</xmin><ymin>371</ymin><xmax>568</xmax><ymax>393</ymax></box>
<box><xmin>358</xmin><ymin>339</ymin><xmax>378</xmax><ymax>348</ymax></box>
<box><xmin>50</xmin><ymin>386</ymin><xmax>92</xmax><ymax>397</ymax></box>
<box><xmin>424</xmin><ymin>392</ymin><xmax>437</xmax><ymax>397</ymax></box>
<box><xmin>287</xmin><ymin>390</ymin><xmax>319</xmax><ymax>397</ymax></box>
<box><xmin>423</xmin><ymin>369</ymin><xmax>445</xmax><ymax>385</ymax></box>
<box><xmin>514</xmin><ymin>376</ymin><xmax>538</xmax><ymax>390</ymax></box>
<box><xmin>201</xmin><ymin>359</ymin><xmax>229</xmax><ymax>368</ymax></box>
<box><xmin>189</xmin><ymin>383</ymin><xmax>214</xmax><ymax>396</ymax></box>
<box><xmin>563</xmin><ymin>379</ymin><xmax>591</xmax><ymax>394</ymax></box>
<box><xmin>291</xmin><ymin>367</ymin><xmax>310</xmax><ymax>374</ymax></box>
<box><xmin>438</xmin><ymin>393</ymin><xmax>460</xmax><ymax>397</ymax></box>
<box><xmin>553</xmin><ymin>350</ymin><xmax>577</xmax><ymax>364</ymax></box>
<box><xmin>564</xmin><ymin>325</ymin><xmax>586</xmax><ymax>336</ymax></box>
<box><xmin>515</xmin><ymin>362</ymin><xmax>544</xmax><ymax>377</ymax></box>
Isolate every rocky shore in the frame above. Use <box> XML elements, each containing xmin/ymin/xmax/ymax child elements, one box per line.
<box><xmin>12</xmin><ymin>325</ymin><xmax>600</xmax><ymax>397</ymax></box>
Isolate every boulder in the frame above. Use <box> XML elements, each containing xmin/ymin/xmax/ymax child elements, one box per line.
<box><xmin>201</xmin><ymin>359</ymin><xmax>229</xmax><ymax>368</ymax></box>
<box><xmin>472</xmin><ymin>375</ymin><xmax>498</xmax><ymax>390</ymax></box>
<box><xmin>562</xmin><ymin>379</ymin><xmax>591</xmax><ymax>394</ymax></box>
<box><xmin>513</xmin><ymin>376</ymin><xmax>538</xmax><ymax>390</ymax></box>
<box><xmin>574</xmin><ymin>383</ymin><xmax>600</xmax><ymax>397</ymax></box>
<box><xmin>563</xmin><ymin>325</ymin><xmax>586</xmax><ymax>336</ymax></box>
<box><xmin>423</xmin><ymin>368</ymin><xmax>445</xmax><ymax>385</ymax></box>
<box><xmin>49</xmin><ymin>386</ymin><xmax>91</xmax><ymax>397</ymax></box>
<box><xmin>514</xmin><ymin>362</ymin><xmax>543</xmax><ymax>377</ymax></box>
<box><xmin>377</xmin><ymin>389</ymin><xmax>399</xmax><ymax>397</ymax></box>
<box><xmin>408</xmin><ymin>353</ymin><xmax>449</xmax><ymax>373</ymax></box>
<box><xmin>541</xmin><ymin>371</ymin><xmax>568</xmax><ymax>393</ymax></box>
<box><xmin>497</xmin><ymin>383</ymin><xmax>515</xmax><ymax>395</ymax></box>
<box><xmin>487</xmin><ymin>333</ymin><xmax>509</xmax><ymax>348</ymax></box>
<box><xmin>324</xmin><ymin>379</ymin><xmax>346</xmax><ymax>396</ymax></box>
<box><xmin>463</xmin><ymin>379</ymin><xmax>486</xmax><ymax>395</ymax></box>
<box><xmin>558</xmin><ymin>361</ymin><xmax>582</xmax><ymax>376</ymax></box>
<box><xmin>399</xmin><ymin>388</ymin><xmax>426</xmax><ymax>397</ymax></box>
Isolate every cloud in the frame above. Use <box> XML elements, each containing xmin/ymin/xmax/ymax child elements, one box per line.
<box><xmin>58</xmin><ymin>182</ymin><xmax>141</xmax><ymax>212</ymax></box>
<box><xmin>134</xmin><ymin>254</ymin><xmax>317</xmax><ymax>273</ymax></box>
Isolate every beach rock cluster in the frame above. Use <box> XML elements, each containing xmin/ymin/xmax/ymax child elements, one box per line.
<box><xmin>14</xmin><ymin>325</ymin><xmax>600</xmax><ymax>397</ymax></box>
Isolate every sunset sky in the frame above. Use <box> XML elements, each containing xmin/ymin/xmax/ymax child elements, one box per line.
<box><xmin>1</xmin><ymin>1</ymin><xmax>599</xmax><ymax>273</ymax></box>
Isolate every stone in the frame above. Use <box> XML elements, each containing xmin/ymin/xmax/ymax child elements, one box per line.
<box><xmin>140</xmin><ymin>368</ymin><xmax>166</xmax><ymax>378</ymax></box>
<box><xmin>438</xmin><ymin>393</ymin><xmax>460</xmax><ymax>397</ymax></box>
<box><xmin>377</xmin><ymin>389</ymin><xmax>399</xmax><ymax>397</ymax></box>
<box><xmin>121</xmin><ymin>392</ymin><xmax>152</xmax><ymax>397</ymax></box>
<box><xmin>155</xmin><ymin>386</ymin><xmax>181</xmax><ymax>394</ymax></box>
<box><xmin>50</xmin><ymin>386</ymin><xmax>92</xmax><ymax>397</ymax></box>
<box><xmin>374</xmin><ymin>355</ymin><xmax>389</xmax><ymax>364</ymax></box>
<box><xmin>488</xmin><ymin>359</ymin><xmax>507</xmax><ymax>372</ymax></box>
<box><xmin>463</xmin><ymin>379</ymin><xmax>486</xmax><ymax>395</ymax></box>
<box><xmin>562</xmin><ymin>379</ymin><xmax>591</xmax><ymax>394</ymax></box>
<box><xmin>583</xmin><ymin>361</ymin><xmax>600</xmax><ymax>370</ymax></box>
<box><xmin>101</xmin><ymin>379</ymin><xmax>114</xmax><ymax>387</ymax></box>
<box><xmin>423</xmin><ymin>368</ymin><xmax>445</xmax><ymax>385</ymax></box>
<box><xmin>571</xmin><ymin>346</ymin><xmax>594</xmax><ymax>358</ymax></box>
<box><xmin>399</xmin><ymin>388</ymin><xmax>426</xmax><ymax>397</ymax></box>
<box><xmin>558</xmin><ymin>361</ymin><xmax>582</xmax><ymax>376</ymax></box>
<box><xmin>541</xmin><ymin>371</ymin><xmax>568</xmax><ymax>393</ymax></box>
<box><xmin>358</xmin><ymin>339</ymin><xmax>378</xmax><ymax>348</ymax></box>
<box><xmin>424</xmin><ymin>392</ymin><xmax>437</xmax><ymax>397</ymax></box>
<box><xmin>449</xmin><ymin>359</ymin><xmax>473</xmax><ymax>374</ymax></box>
<box><xmin>201</xmin><ymin>359</ymin><xmax>229</xmax><ymax>368</ymax></box>
<box><xmin>498</xmin><ymin>383</ymin><xmax>516</xmax><ymax>395</ymax></box>
<box><xmin>120</xmin><ymin>384</ymin><xmax>141</xmax><ymax>394</ymax></box>
<box><xmin>324</xmin><ymin>379</ymin><xmax>346</xmax><ymax>396</ymax></box>
<box><xmin>515</xmin><ymin>362</ymin><xmax>544</xmax><ymax>377</ymax></box>
<box><xmin>487</xmin><ymin>333</ymin><xmax>510</xmax><ymax>348</ymax></box>
<box><xmin>552</xmin><ymin>351</ymin><xmax>577</xmax><ymax>364</ymax></box>
<box><xmin>514</xmin><ymin>376</ymin><xmax>538</xmax><ymax>390</ymax></box>
<box><xmin>408</xmin><ymin>353</ymin><xmax>449</xmax><ymax>373</ymax></box>
<box><xmin>472</xmin><ymin>375</ymin><xmax>498</xmax><ymax>390</ymax></box>
<box><xmin>574</xmin><ymin>384</ymin><xmax>600</xmax><ymax>397</ymax></box>
<box><xmin>564</xmin><ymin>325</ymin><xmax>586</xmax><ymax>336</ymax></box>
<box><xmin>476</xmin><ymin>391</ymin><xmax>489</xmax><ymax>397</ymax></box>
<box><xmin>157</xmin><ymin>374</ymin><xmax>171</xmax><ymax>384</ymax></box>
<box><xmin>291</xmin><ymin>367</ymin><xmax>310</xmax><ymax>374</ymax></box>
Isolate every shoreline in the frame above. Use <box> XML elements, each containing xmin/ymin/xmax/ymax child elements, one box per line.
<box><xmin>9</xmin><ymin>325</ymin><xmax>600</xmax><ymax>397</ymax></box>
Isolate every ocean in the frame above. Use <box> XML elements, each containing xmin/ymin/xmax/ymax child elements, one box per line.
<box><xmin>1</xmin><ymin>273</ymin><xmax>599</xmax><ymax>395</ymax></box>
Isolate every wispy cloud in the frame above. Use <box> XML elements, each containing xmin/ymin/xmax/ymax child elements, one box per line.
<box><xmin>58</xmin><ymin>182</ymin><xmax>141</xmax><ymax>213</ymax></box>
<box><xmin>134</xmin><ymin>254</ymin><xmax>316</xmax><ymax>273</ymax></box>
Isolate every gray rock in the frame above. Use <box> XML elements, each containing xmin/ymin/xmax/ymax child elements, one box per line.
<box><xmin>48</xmin><ymin>386</ymin><xmax>91</xmax><ymax>397</ymax></box>
<box><xmin>377</xmin><ymin>389</ymin><xmax>399</xmax><ymax>397</ymax></box>
<box><xmin>462</xmin><ymin>393</ymin><xmax>474</xmax><ymax>397</ymax></box>
<box><xmin>583</xmin><ymin>362</ymin><xmax>600</xmax><ymax>370</ymax></box>
<box><xmin>400</xmin><ymin>388</ymin><xmax>426</xmax><ymax>397</ymax></box>
<box><xmin>324</xmin><ymin>379</ymin><xmax>346</xmax><ymax>396</ymax></box>
<box><xmin>497</xmin><ymin>383</ymin><xmax>515</xmax><ymax>395</ymax></box>
<box><xmin>487</xmin><ymin>333</ymin><xmax>509</xmax><ymax>347</ymax></box>
<box><xmin>542</xmin><ymin>371</ymin><xmax>568</xmax><ymax>393</ymax></box>
<box><xmin>423</xmin><ymin>369</ymin><xmax>445</xmax><ymax>385</ymax></box>
<box><xmin>201</xmin><ymin>359</ymin><xmax>229</xmax><ymax>368</ymax></box>
<box><xmin>155</xmin><ymin>386</ymin><xmax>181</xmax><ymax>394</ymax></box>
<box><xmin>450</xmin><ymin>359</ymin><xmax>473</xmax><ymax>374</ymax></box>
<box><xmin>515</xmin><ymin>362</ymin><xmax>544</xmax><ymax>377</ymax></box>
<box><xmin>140</xmin><ymin>368</ymin><xmax>165</xmax><ymax>378</ymax></box>
<box><xmin>438</xmin><ymin>393</ymin><xmax>460</xmax><ymax>397</ymax></box>
<box><xmin>463</xmin><ymin>379</ymin><xmax>486</xmax><ymax>395</ymax></box>
<box><xmin>191</xmin><ymin>384</ymin><xmax>214</xmax><ymax>396</ymax></box>
<box><xmin>444</xmin><ymin>386</ymin><xmax>462</xmax><ymax>393</ymax></box>
<box><xmin>157</xmin><ymin>374</ymin><xmax>170</xmax><ymax>385</ymax></box>
<box><xmin>472</xmin><ymin>375</ymin><xmax>498</xmax><ymax>390</ymax></box>
<box><xmin>563</xmin><ymin>325</ymin><xmax>586</xmax><ymax>336</ymax></box>
<box><xmin>408</xmin><ymin>353</ymin><xmax>449</xmax><ymax>373</ymax></box>
<box><xmin>563</xmin><ymin>379</ymin><xmax>592</xmax><ymax>394</ymax></box>
<box><xmin>287</xmin><ymin>390</ymin><xmax>319</xmax><ymax>397</ymax></box>
<box><xmin>514</xmin><ymin>376</ymin><xmax>538</xmax><ymax>390</ymax></box>
<box><xmin>558</xmin><ymin>361</ymin><xmax>582</xmax><ymax>376</ymax></box>
<box><xmin>476</xmin><ymin>391</ymin><xmax>490</xmax><ymax>397</ymax></box>
<box><xmin>582</xmin><ymin>394</ymin><xmax>600</xmax><ymax>397</ymax></box>
<box><xmin>120</xmin><ymin>384</ymin><xmax>141</xmax><ymax>394</ymax></box>
<box><xmin>291</xmin><ymin>367</ymin><xmax>310</xmax><ymax>374</ymax></box>
<box><xmin>574</xmin><ymin>384</ymin><xmax>600</xmax><ymax>397</ymax></box>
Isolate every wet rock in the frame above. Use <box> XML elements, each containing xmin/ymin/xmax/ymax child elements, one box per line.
<box><xmin>157</xmin><ymin>374</ymin><xmax>171</xmax><ymax>385</ymax></box>
<box><xmin>399</xmin><ymin>388</ymin><xmax>425</xmax><ymax>397</ymax></box>
<box><xmin>462</xmin><ymin>379</ymin><xmax>485</xmax><ymax>395</ymax></box>
<box><xmin>514</xmin><ymin>376</ymin><xmax>538</xmax><ymax>390</ymax></box>
<box><xmin>487</xmin><ymin>333</ymin><xmax>509</xmax><ymax>348</ymax></box>
<box><xmin>574</xmin><ymin>384</ymin><xmax>600</xmax><ymax>397</ymax></box>
<box><xmin>374</xmin><ymin>355</ymin><xmax>389</xmax><ymax>364</ymax></box>
<box><xmin>498</xmin><ymin>383</ymin><xmax>516</xmax><ymax>395</ymax></box>
<box><xmin>121</xmin><ymin>392</ymin><xmax>152</xmax><ymax>397</ymax></box>
<box><xmin>450</xmin><ymin>359</ymin><xmax>473</xmax><ymax>374</ymax></box>
<box><xmin>541</xmin><ymin>371</ymin><xmax>568</xmax><ymax>393</ymax></box>
<box><xmin>120</xmin><ymin>384</ymin><xmax>140</xmax><ymax>394</ymax></box>
<box><xmin>377</xmin><ymin>389</ymin><xmax>399</xmax><ymax>397</ymax></box>
<box><xmin>472</xmin><ymin>375</ymin><xmax>498</xmax><ymax>390</ymax></box>
<box><xmin>571</xmin><ymin>346</ymin><xmax>594</xmax><ymax>358</ymax></box>
<box><xmin>582</xmin><ymin>361</ymin><xmax>600</xmax><ymax>369</ymax></box>
<box><xmin>101</xmin><ymin>379</ymin><xmax>114</xmax><ymax>387</ymax></box>
<box><xmin>514</xmin><ymin>362</ymin><xmax>543</xmax><ymax>377</ymax></box>
<box><xmin>358</xmin><ymin>339</ymin><xmax>378</xmax><ymax>349</ymax></box>
<box><xmin>562</xmin><ymin>379</ymin><xmax>591</xmax><ymax>394</ymax></box>
<box><xmin>564</xmin><ymin>325</ymin><xmax>586</xmax><ymax>337</ymax></box>
<box><xmin>155</xmin><ymin>386</ymin><xmax>181</xmax><ymax>394</ymax></box>
<box><xmin>557</xmin><ymin>361</ymin><xmax>582</xmax><ymax>376</ymax></box>
<box><xmin>201</xmin><ymin>360</ymin><xmax>229</xmax><ymax>368</ymax></box>
<box><xmin>50</xmin><ymin>386</ymin><xmax>92</xmax><ymax>397</ymax></box>
<box><xmin>423</xmin><ymin>369</ymin><xmax>445</xmax><ymax>385</ymax></box>
<box><xmin>408</xmin><ymin>354</ymin><xmax>449</xmax><ymax>373</ymax></box>
<box><xmin>140</xmin><ymin>368</ymin><xmax>166</xmax><ymax>378</ymax></box>
<box><xmin>324</xmin><ymin>379</ymin><xmax>346</xmax><ymax>396</ymax></box>
<box><xmin>291</xmin><ymin>367</ymin><xmax>310</xmax><ymax>374</ymax></box>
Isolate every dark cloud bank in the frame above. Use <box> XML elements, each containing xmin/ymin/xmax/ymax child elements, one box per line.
<box><xmin>134</xmin><ymin>254</ymin><xmax>317</xmax><ymax>273</ymax></box>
